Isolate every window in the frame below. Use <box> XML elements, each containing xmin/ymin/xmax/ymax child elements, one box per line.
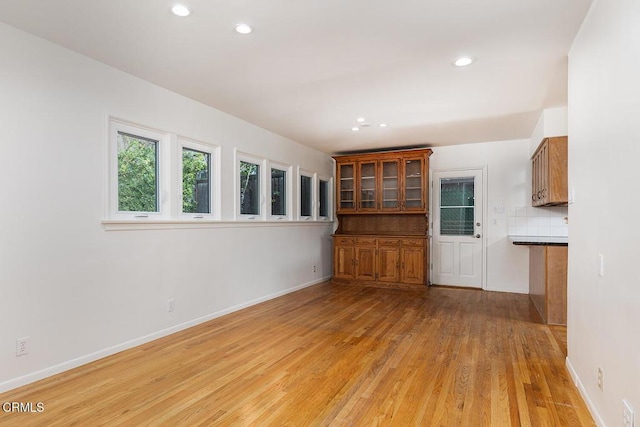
<box><xmin>180</xmin><ymin>139</ymin><xmax>217</xmax><ymax>218</ymax></box>
<box><xmin>108</xmin><ymin>118</ymin><xmax>220</xmax><ymax>225</ymax></box>
<box><xmin>270</xmin><ymin>165</ymin><xmax>288</xmax><ymax>218</ymax></box>
<box><xmin>318</xmin><ymin>178</ymin><xmax>331</xmax><ymax>220</ymax></box>
<box><xmin>299</xmin><ymin>170</ymin><xmax>313</xmax><ymax>219</ymax></box>
<box><xmin>109</xmin><ymin>120</ymin><xmax>169</xmax><ymax>219</ymax></box>
<box><xmin>237</xmin><ymin>153</ymin><xmax>264</xmax><ymax>219</ymax></box>
<box><xmin>440</xmin><ymin>177</ymin><xmax>475</xmax><ymax>235</ymax></box>
<box><xmin>117</xmin><ymin>132</ymin><xmax>159</xmax><ymax>213</ymax></box>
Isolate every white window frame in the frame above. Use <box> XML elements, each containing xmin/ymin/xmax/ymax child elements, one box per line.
<box><xmin>178</xmin><ymin>138</ymin><xmax>221</xmax><ymax>220</ymax></box>
<box><xmin>268</xmin><ymin>161</ymin><xmax>292</xmax><ymax>221</ymax></box>
<box><xmin>236</xmin><ymin>151</ymin><xmax>266</xmax><ymax>220</ymax></box>
<box><xmin>108</xmin><ymin>119</ymin><xmax>170</xmax><ymax>220</ymax></box>
<box><xmin>317</xmin><ymin>175</ymin><xmax>333</xmax><ymax>221</ymax></box>
<box><xmin>298</xmin><ymin>167</ymin><xmax>315</xmax><ymax>221</ymax></box>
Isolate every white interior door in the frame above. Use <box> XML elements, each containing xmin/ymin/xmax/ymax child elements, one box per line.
<box><xmin>432</xmin><ymin>169</ymin><xmax>484</xmax><ymax>288</ymax></box>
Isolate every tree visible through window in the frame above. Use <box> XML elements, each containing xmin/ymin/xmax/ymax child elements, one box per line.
<box><xmin>240</xmin><ymin>161</ymin><xmax>260</xmax><ymax>215</ymax></box>
<box><xmin>182</xmin><ymin>148</ymin><xmax>210</xmax><ymax>214</ymax></box>
<box><xmin>117</xmin><ymin>132</ymin><xmax>158</xmax><ymax>212</ymax></box>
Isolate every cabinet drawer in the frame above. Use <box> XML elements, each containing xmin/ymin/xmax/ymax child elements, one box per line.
<box><xmin>334</xmin><ymin>236</ymin><xmax>355</xmax><ymax>245</ymax></box>
<box><xmin>377</xmin><ymin>238</ymin><xmax>401</xmax><ymax>246</ymax></box>
<box><xmin>401</xmin><ymin>238</ymin><xmax>425</xmax><ymax>247</ymax></box>
<box><xmin>355</xmin><ymin>237</ymin><xmax>377</xmax><ymax>246</ymax></box>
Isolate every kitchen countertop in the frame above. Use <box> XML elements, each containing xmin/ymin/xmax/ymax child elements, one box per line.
<box><xmin>509</xmin><ymin>235</ymin><xmax>568</xmax><ymax>246</ymax></box>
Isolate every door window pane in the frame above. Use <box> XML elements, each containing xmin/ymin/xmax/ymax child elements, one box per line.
<box><xmin>440</xmin><ymin>177</ymin><xmax>474</xmax><ymax>235</ymax></box>
<box><xmin>271</xmin><ymin>168</ymin><xmax>287</xmax><ymax>216</ymax></box>
<box><xmin>240</xmin><ymin>161</ymin><xmax>260</xmax><ymax>215</ymax></box>
<box><xmin>117</xmin><ymin>132</ymin><xmax>158</xmax><ymax>212</ymax></box>
<box><xmin>300</xmin><ymin>175</ymin><xmax>312</xmax><ymax>217</ymax></box>
<box><xmin>182</xmin><ymin>148</ymin><xmax>210</xmax><ymax>214</ymax></box>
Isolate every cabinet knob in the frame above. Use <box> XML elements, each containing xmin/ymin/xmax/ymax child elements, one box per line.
<box><xmin>475</xmin><ymin>234</ymin><xmax>481</xmax><ymax>239</ymax></box>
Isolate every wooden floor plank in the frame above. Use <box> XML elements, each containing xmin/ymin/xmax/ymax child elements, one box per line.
<box><xmin>0</xmin><ymin>282</ymin><xmax>593</xmax><ymax>426</ymax></box>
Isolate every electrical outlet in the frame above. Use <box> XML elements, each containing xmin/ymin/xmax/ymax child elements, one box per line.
<box><xmin>624</xmin><ymin>399</ymin><xmax>635</xmax><ymax>427</ymax></box>
<box><xmin>167</xmin><ymin>299</ymin><xmax>175</xmax><ymax>312</ymax></box>
<box><xmin>597</xmin><ymin>368</ymin><xmax>603</xmax><ymax>390</ymax></box>
<box><xmin>16</xmin><ymin>337</ymin><xmax>29</xmax><ymax>356</ymax></box>
<box><xmin>312</xmin><ymin>265</ymin><xmax>317</xmax><ymax>273</ymax></box>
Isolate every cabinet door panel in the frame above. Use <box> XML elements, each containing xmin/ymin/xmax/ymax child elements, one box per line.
<box><xmin>337</xmin><ymin>162</ymin><xmax>356</xmax><ymax>213</ymax></box>
<box><xmin>334</xmin><ymin>245</ymin><xmax>355</xmax><ymax>279</ymax></box>
<box><xmin>380</xmin><ymin>160</ymin><xmax>401</xmax><ymax>211</ymax></box>
<box><xmin>358</xmin><ymin>161</ymin><xmax>378</xmax><ymax>211</ymax></box>
<box><xmin>401</xmin><ymin>246</ymin><xmax>425</xmax><ymax>284</ymax></box>
<box><xmin>541</xmin><ymin>142</ymin><xmax>549</xmax><ymax>205</ymax></box>
<box><xmin>378</xmin><ymin>246</ymin><xmax>400</xmax><ymax>282</ymax></box>
<box><xmin>355</xmin><ymin>246</ymin><xmax>376</xmax><ymax>280</ymax></box>
<box><xmin>403</xmin><ymin>157</ymin><xmax>426</xmax><ymax>212</ymax></box>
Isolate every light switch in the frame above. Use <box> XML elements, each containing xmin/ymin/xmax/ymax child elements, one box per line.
<box><xmin>598</xmin><ymin>254</ymin><xmax>604</xmax><ymax>277</ymax></box>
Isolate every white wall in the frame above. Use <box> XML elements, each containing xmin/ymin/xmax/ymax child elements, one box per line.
<box><xmin>529</xmin><ymin>107</ymin><xmax>569</xmax><ymax>156</ymax></box>
<box><xmin>430</xmin><ymin>139</ymin><xmax>531</xmax><ymax>293</ymax></box>
<box><xmin>567</xmin><ymin>0</ymin><xmax>640</xmax><ymax>425</ymax></box>
<box><xmin>0</xmin><ymin>23</ymin><xmax>334</xmax><ymax>391</ymax></box>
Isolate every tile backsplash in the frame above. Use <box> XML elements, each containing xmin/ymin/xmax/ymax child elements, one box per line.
<box><xmin>507</xmin><ymin>206</ymin><xmax>568</xmax><ymax>237</ymax></box>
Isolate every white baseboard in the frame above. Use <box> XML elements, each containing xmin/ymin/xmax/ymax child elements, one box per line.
<box><xmin>566</xmin><ymin>356</ymin><xmax>606</xmax><ymax>427</ymax></box>
<box><xmin>0</xmin><ymin>276</ymin><xmax>331</xmax><ymax>394</ymax></box>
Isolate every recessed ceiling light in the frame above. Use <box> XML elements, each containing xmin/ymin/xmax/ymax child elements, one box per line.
<box><xmin>171</xmin><ymin>4</ymin><xmax>191</xmax><ymax>17</ymax></box>
<box><xmin>379</xmin><ymin>123</ymin><xmax>388</xmax><ymax>128</ymax></box>
<box><xmin>234</xmin><ymin>23</ymin><xmax>254</xmax><ymax>35</ymax></box>
<box><xmin>356</xmin><ymin>117</ymin><xmax>366</xmax><ymax>123</ymax></box>
<box><xmin>454</xmin><ymin>56</ymin><xmax>474</xmax><ymax>67</ymax></box>
<box><xmin>352</xmin><ymin>127</ymin><xmax>360</xmax><ymax>131</ymax></box>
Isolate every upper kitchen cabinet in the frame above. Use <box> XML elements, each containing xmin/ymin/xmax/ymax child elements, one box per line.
<box><xmin>334</xmin><ymin>149</ymin><xmax>432</xmax><ymax>214</ymax></box>
<box><xmin>531</xmin><ymin>136</ymin><xmax>568</xmax><ymax>207</ymax></box>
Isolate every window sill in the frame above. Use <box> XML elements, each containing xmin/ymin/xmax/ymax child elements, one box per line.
<box><xmin>102</xmin><ymin>219</ymin><xmax>334</xmax><ymax>231</ymax></box>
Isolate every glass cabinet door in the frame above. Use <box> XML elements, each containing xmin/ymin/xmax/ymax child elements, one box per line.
<box><xmin>337</xmin><ymin>162</ymin><xmax>356</xmax><ymax>212</ymax></box>
<box><xmin>381</xmin><ymin>160</ymin><xmax>400</xmax><ymax>211</ymax></box>
<box><xmin>358</xmin><ymin>161</ymin><xmax>378</xmax><ymax>211</ymax></box>
<box><xmin>403</xmin><ymin>157</ymin><xmax>425</xmax><ymax>211</ymax></box>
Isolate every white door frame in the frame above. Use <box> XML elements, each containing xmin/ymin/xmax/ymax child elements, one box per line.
<box><xmin>429</xmin><ymin>166</ymin><xmax>488</xmax><ymax>289</ymax></box>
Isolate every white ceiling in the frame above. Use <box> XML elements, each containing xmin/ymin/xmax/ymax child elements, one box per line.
<box><xmin>0</xmin><ymin>0</ymin><xmax>592</xmax><ymax>154</ymax></box>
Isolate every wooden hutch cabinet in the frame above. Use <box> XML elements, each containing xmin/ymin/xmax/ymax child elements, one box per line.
<box><xmin>531</xmin><ymin>136</ymin><xmax>568</xmax><ymax>206</ymax></box>
<box><xmin>333</xmin><ymin>148</ymin><xmax>432</xmax><ymax>288</ymax></box>
<box><xmin>337</xmin><ymin>150</ymin><xmax>428</xmax><ymax>214</ymax></box>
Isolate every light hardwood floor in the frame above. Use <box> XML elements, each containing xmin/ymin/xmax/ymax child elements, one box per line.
<box><xmin>0</xmin><ymin>282</ymin><xmax>593</xmax><ymax>426</ymax></box>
